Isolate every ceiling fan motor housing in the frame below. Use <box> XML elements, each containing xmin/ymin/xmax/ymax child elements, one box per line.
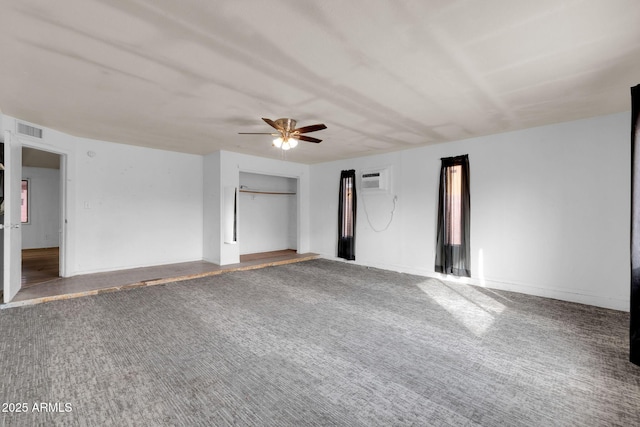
<box><xmin>274</xmin><ymin>118</ymin><xmax>296</xmax><ymax>131</ymax></box>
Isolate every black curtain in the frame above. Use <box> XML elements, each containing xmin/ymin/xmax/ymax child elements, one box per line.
<box><xmin>435</xmin><ymin>155</ymin><xmax>471</xmax><ymax>277</ymax></box>
<box><xmin>233</xmin><ymin>188</ymin><xmax>237</xmax><ymax>243</ymax></box>
<box><xmin>631</xmin><ymin>84</ymin><xmax>640</xmax><ymax>366</ymax></box>
<box><xmin>338</xmin><ymin>169</ymin><xmax>357</xmax><ymax>260</ymax></box>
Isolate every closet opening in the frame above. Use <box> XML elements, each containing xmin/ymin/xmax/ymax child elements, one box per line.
<box><xmin>238</xmin><ymin>172</ymin><xmax>298</xmax><ymax>260</ymax></box>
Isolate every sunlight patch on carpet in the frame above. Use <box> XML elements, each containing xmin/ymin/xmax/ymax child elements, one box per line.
<box><xmin>417</xmin><ymin>280</ymin><xmax>505</xmax><ymax>337</ymax></box>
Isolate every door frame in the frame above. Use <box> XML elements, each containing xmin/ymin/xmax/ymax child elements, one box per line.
<box><xmin>3</xmin><ymin>133</ymin><xmax>69</xmax><ymax>303</ymax></box>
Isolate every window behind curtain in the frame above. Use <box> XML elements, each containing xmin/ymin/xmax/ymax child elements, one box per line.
<box><xmin>21</xmin><ymin>179</ymin><xmax>29</xmax><ymax>223</ymax></box>
<box><xmin>445</xmin><ymin>164</ymin><xmax>462</xmax><ymax>245</ymax></box>
<box><xmin>435</xmin><ymin>155</ymin><xmax>470</xmax><ymax>277</ymax></box>
<box><xmin>338</xmin><ymin>169</ymin><xmax>357</xmax><ymax>260</ymax></box>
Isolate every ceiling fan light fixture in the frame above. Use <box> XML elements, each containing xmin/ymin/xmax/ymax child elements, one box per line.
<box><xmin>242</xmin><ymin>117</ymin><xmax>326</xmax><ymax>150</ymax></box>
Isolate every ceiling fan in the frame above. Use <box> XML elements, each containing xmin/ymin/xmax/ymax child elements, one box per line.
<box><xmin>239</xmin><ymin>118</ymin><xmax>327</xmax><ymax>150</ymax></box>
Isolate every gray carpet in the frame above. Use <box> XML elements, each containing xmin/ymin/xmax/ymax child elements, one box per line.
<box><xmin>1</xmin><ymin>259</ymin><xmax>639</xmax><ymax>426</ymax></box>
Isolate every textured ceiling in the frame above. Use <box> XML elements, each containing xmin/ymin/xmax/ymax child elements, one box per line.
<box><xmin>1</xmin><ymin>1</ymin><xmax>639</xmax><ymax>164</ymax></box>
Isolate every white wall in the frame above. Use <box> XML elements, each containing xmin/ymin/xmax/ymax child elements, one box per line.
<box><xmin>74</xmin><ymin>137</ymin><xmax>203</xmax><ymax>274</ymax></box>
<box><xmin>310</xmin><ymin>113</ymin><xmax>630</xmax><ymax>311</ymax></box>
<box><xmin>2</xmin><ymin>115</ymin><xmax>204</xmax><ymax>276</ymax></box>
<box><xmin>21</xmin><ymin>166</ymin><xmax>61</xmax><ymax>249</ymax></box>
<box><xmin>239</xmin><ymin>172</ymin><xmax>297</xmax><ymax>255</ymax></box>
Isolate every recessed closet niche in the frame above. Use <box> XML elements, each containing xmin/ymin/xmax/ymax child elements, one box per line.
<box><xmin>238</xmin><ymin>172</ymin><xmax>297</xmax><ymax>255</ymax></box>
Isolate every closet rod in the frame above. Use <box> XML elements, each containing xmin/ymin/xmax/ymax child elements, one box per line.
<box><xmin>239</xmin><ymin>189</ymin><xmax>296</xmax><ymax>195</ymax></box>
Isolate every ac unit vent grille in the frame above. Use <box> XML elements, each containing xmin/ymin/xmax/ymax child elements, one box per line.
<box><xmin>362</xmin><ymin>179</ymin><xmax>381</xmax><ymax>189</ymax></box>
<box><xmin>17</xmin><ymin>122</ymin><xmax>43</xmax><ymax>139</ymax></box>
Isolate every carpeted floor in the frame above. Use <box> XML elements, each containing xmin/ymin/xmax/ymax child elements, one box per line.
<box><xmin>1</xmin><ymin>259</ymin><xmax>639</xmax><ymax>426</ymax></box>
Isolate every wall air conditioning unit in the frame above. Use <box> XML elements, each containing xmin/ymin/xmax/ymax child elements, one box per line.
<box><xmin>361</xmin><ymin>167</ymin><xmax>390</xmax><ymax>194</ymax></box>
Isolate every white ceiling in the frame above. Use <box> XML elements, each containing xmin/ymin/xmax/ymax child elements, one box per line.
<box><xmin>1</xmin><ymin>1</ymin><xmax>639</xmax><ymax>164</ymax></box>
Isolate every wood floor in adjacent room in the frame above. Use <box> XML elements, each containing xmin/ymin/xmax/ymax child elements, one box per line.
<box><xmin>22</xmin><ymin>247</ymin><xmax>60</xmax><ymax>288</ymax></box>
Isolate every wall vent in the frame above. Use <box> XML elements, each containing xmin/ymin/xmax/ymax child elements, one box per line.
<box><xmin>17</xmin><ymin>122</ymin><xmax>43</xmax><ymax>139</ymax></box>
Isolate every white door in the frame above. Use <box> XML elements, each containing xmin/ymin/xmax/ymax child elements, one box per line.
<box><xmin>3</xmin><ymin>130</ymin><xmax>22</xmax><ymax>303</ymax></box>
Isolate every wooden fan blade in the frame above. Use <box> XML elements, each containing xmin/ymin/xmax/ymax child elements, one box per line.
<box><xmin>295</xmin><ymin>134</ymin><xmax>322</xmax><ymax>143</ymax></box>
<box><xmin>293</xmin><ymin>123</ymin><xmax>327</xmax><ymax>134</ymax></box>
<box><xmin>262</xmin><ymin>118</ymin><xmax>281</xmax><ymax>130</ymax></box>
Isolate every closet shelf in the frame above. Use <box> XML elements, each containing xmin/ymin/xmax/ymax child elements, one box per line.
<box><xmin>239</xmin><ymin>189</ymin><xmax>296</xmax><ymax>195</ymax></box>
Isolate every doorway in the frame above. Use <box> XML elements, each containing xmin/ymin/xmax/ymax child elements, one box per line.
<box><xmin>21</xmin><ymin>147</ymin><xmax>62</xmax><ymax>288</ymax></box>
